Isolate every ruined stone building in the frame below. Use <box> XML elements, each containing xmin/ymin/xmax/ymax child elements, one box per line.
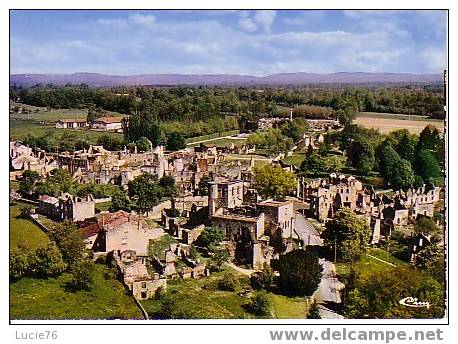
<box><xmin>38</xmin><ymin>192</ymin><xmax>95</xmax><ymax>222</ymax></box>
<box><xmin>303</xmin><ymin>174</ymin><xmax>363</xmax><ymax>222</ymax></box>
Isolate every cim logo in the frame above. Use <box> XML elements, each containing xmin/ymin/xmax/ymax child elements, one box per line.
<box><xmin>399</xmin><ymin>297</ymin><xmax>431</xmax><ymax>309</ymax></box>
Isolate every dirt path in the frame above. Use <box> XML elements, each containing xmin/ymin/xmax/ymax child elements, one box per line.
<box><xmin>226</xmin><ymin>263</ymin><xmax>256</xmax><ymax>276</ymax></box>
<box><xmin>186</xmin><ymin>135</ymin><xmax>247</xmax><ymax>146</ymax></box>
<box><xmin>365</xmin><ymin>253</ymin><xmax>397</xmax><ymax>267</ymax></box>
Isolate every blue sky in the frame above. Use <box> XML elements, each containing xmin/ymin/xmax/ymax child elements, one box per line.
<box><xmin>10</xmin><ymin>10</ymin><xmax>447</xmax><ymax>75</ymax></box>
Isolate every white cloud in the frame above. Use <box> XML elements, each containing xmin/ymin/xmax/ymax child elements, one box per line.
<box><xmin>253</xmin><ymin>10</ymin><xmax>276</xmax><ymax>32</ymax></box>
<box><xmin>129</xmin><ymin>14</ymin><xmax>156</xmax><ymax>29</ymax></box>
<box><xmin>96</xmin><ymin>18</ymin><xmax>128</xmax><ymax>29</ymax></box>
<box><xmin>238</xmin><ymin>18</ymin><xmax>257</xmax><ymax>32</ymax></box>
<box><xmin>10</xmin><ymin>10</ymin><xmax>447</xmax><ymax>75</ymax></box>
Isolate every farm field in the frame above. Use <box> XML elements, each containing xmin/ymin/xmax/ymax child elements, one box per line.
<box><xmin>354</xmin><ymin>112</ymin><xmax>444</xmax><ymax>134</ymax></box>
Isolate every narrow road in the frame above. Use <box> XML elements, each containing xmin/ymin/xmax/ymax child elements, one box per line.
<box><xmin>313</xmin><ymin>259</ymin><xmax>345</xmax><ymax>319</ymax></box>
<box><xmin>294</xmin><ymin>213</ymin><xmax>323</xmax><ymax>246</ymax></box>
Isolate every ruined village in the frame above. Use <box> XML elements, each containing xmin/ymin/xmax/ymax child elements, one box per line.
<box><xmin>10</xmin><ymin>106</ymin><xmax>446</xmax><ymax>319</ymax></box>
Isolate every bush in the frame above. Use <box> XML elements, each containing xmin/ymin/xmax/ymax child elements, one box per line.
<box><xmin>156</xmin><ymin>295</ymin><xmax>194</xmax><ymax>319</ymax></box>
<box><xmin>307</xmin><ymin>301</ymin><xmax>322</xmax><ymax>319</ymax></box>
<box><xmin>250</xmin><ymin>263</ymin><xmax>275</xmax><ymax>291</ymax></box>
<box><xmin>19</xmin><ymin>205</ymin><xmax>34</xmax><ymax>219</ymax></box>
<box><xmin>247</xmin><ymin>291</ymin><xmax>272</xmax><ymax>316</ymax></box>
<box><xmin>217</xmin><ymin>273</ymin><xmax>239</xmax><ymax>291</ymax></box>
<box><xmin>10</xmin><ymin>247</ymin><xmax>30</xmax><ymax>282</ymax></box>
<box><xmin>30</xmin><ymin>243</ymin><xmax>67</xmax><ymax>279</ymax></box>
<box><xmin>154</xmin><ymin>286</ymin><xmax>167</xmax><ymax>300</ymax></box>
<box><xmin>196</xmin><ymin>225</ymin><xmax>224</xmax><ymax>248</ymax></box>
<box><xmin>68</xmin><ymin>259</ymin><xmax>95</xmax><ymax>291</ymax></box>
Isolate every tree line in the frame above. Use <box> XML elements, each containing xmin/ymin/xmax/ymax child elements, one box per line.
<box><xmin>11</xmin><ymin>83</ymin><xmax>445</xmax><ymax>122</ymax></box>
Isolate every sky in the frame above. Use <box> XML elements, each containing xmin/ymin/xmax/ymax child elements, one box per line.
<box><xmin>10</xmin><ymin>10</ymin><xmax>447</xmax><ymax>76</ymax></box>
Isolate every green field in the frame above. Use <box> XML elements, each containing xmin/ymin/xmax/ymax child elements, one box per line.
<box><xmin>10</xmin><ymin>102</ymin><xmax>124</xmax><ymax>121</ymax></box>
<box><xmin>10</xmin><ymin>265</ymin><xmax>143</xmax><ymax>320</ymax></box>
<box><xmin>357</xmin><ymin>112</ymin><xmax>440</xmax><ymax>121</ymax></box>
<box><xmin>141</xmin><ymin>267</ymin><xmax>308</xmax><ymax>319</ymax></box>
<box><xmin>282</xmin><ymin>152</ymin><xmax>306</xmax><ymax>167</ymax></box>
<box><xmin>335</xmin><ymin>247</ymin><xmax>409</xmax><ymax>281</ymax></box>
<box><xmin>10</xmin><ymin>203</ymin><xmax>49</xmax><ymax>250</ymax></box>
<box><xmin>185</xmin><ymin>130</ymin><xmax>240</xmax><ymax>144</ymax></box>
<box><xmin>10</xmin><ymin>203</ymin><xmax>143</xmax><ymax>320</ymax></box>
<box><xmin>10</xmin><ymin>119</ymin><xmax>124</xmax><ymax>141</ymax></box>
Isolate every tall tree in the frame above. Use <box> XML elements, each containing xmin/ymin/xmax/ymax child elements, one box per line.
<box><xmin>18</xmin><ymin>170</ymin><xmax>39</xmax><ymax>197</ymax></box>
<box><xmin>166</xmin><ymin>131</ymin><xmax>186</xmax><ymax>151</ymax></box>
<box><xmin>347</xmin><ymin>139</ymin><xmax>375</xmax><ymax>175</ymax></box>
<box><xmin>279</xmin><ymin>249</ymin><xmax>322</xmax><ymax>296</ymax></box>
<box><xmin>392</xmin><ymin>159</ymin><xmax>415</xmax><ymax>190</ymax></box>
<box><xmin>47</xmin><ymin>220</ymin><xmax>85</xmax><ymax>266</ymax></box>
<box><xmin>128</xmin><ymin>173</ymin><xmax>162</xmax><ymax>215</ymax></box>
<box><xmin>413</xmin><ymin>149</ymin><xmax>440</xmax><ymax>182</ymax></box>
<box><xmin>322</xmin><ymin>207</ymin><xmax>371</xmax><ymax>263</ymax></box>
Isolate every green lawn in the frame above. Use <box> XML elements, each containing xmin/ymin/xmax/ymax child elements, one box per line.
<box><xmin>185</xmin><ymin>130</ymin><xmax>240</xmax><ymax>144</ymax></box>
<box><xmin>10</xmin><ymin>203</ymin><xmax>49</xmax><ymax>250</ymax></box>
<box><xmin>282</xmin><ymin>152</ymin><xmax>306</xmax><ymax>167</ymax></box>
<box><xmin>141</xmin><ymin>267</ymin><xmax>308</xmax><ymax>319</ymax></box>
<box><xmin>148</xmin><ymin>233</ymin><xmax>178</xmax><ymax>257</ymax></box>
<box><xmin>336</xmin><ymin>247</ymin><xmax>407</xmax><ymax>281</ymax></box>
<box><xmin>271</xmin><ymin>294</ymin><xmax>308</xmax><ymax>319</ymax></box>
<box><xmin>367</xmin><ymin>247</ymin><xmax>410</xmax><ymax>267</ymax></box>
<box><xmin>10</xmin><ymin>265</ymin><xmax>143</xmax><ymax>320</ymax></box>
<box><xmin>95</xmin><ymin>201</ymin><xmax>112</xmax><ymax>212</ymax></box>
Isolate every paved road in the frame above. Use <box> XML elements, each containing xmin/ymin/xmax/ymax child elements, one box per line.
<box><xmin>313</xmin><ymin>259</ymin><xmax>345</xmax><ymax>319</ymax></box>
<box><xmin>294</xmin><ymin>213</ymin><xmax>323</xmax><ymax>246</ymax></box>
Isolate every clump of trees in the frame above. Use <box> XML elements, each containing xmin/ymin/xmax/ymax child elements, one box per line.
<box><xmin>247</xmin><ymin>128</ymin><xmax>294</xmax><ymax>153</ymax></box>
<box><xmin>376</xmin><ymin>126</ymin><xmax>442</xmax><ymax>189</ymax></box>
<box><xmin>127</xmin><ymin>173</ymin><xmax>178</xmax><ymax>215</ymax></box>
<box><xmin>10</xmin><ymin>243</ymin><xmax>66</xmax><ymax>281</ymax></box>
<box><xmin>10</xmin><ymin>220</ymin><xmax>93</xmax><ymax>291</ymax></box>
<box><xmin>344</xmin><ymin>267</ymin><xmax>444</xmax><ymax>319</ymax></box>
<box><xmin>253</xmin><ymin>164</ymin><xmax>296</xmax><ymax>200</ymax></box>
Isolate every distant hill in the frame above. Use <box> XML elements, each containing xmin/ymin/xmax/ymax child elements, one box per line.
<box><xmin>10</xmin><ymin>72</ymin><xmax>442</xmax><ymax>87</ymax></box>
